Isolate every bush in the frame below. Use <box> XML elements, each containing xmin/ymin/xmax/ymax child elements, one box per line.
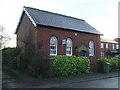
<box><xmin>2</xmin><ymin>47</ymin><xmax>51</xmax><ymax>78</ymax></box>
<box><xmin>97</xmin><ymin>57</ymin><xmax>119</xmax><ymax>72</ymax></box>
<box><xmin>2</xmin><ymin>48</ymin><xmax>21</xmax><ymax>69</ymax></box>
<box><xmin>28</xmin><ymin>49</ymin><xmax>50</xmax><ymax>78</ymax></box>
<box><xmin>51</xmin><ymin>56</ymin><xmax>90</xmax><ymax>76</ymax></box>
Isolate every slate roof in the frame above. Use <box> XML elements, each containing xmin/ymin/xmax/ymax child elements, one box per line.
<box><xmin>16</xmin><ymin>7</ymin><xmax>102</xmax><ymax>35</ymax></box>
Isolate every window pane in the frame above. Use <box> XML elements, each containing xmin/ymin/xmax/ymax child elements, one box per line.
<box><xmin>50</xmin><ymin>36</ymin><xmax>57</xmax><ymax>55</ymax></box>
<box><xmin>116</xmin><ymin>44</ymin><xmax>119</xmax><ymax>49</ymax></box>
<box><xmin>50</xmin><ymin>46</ymin><xmax>56</xmax><ymax>50</ymax></box>
<box><xmin>106</xmin><ymin>43</ymin><xmax>108</xmax><ymax>48</ymax></box>
<box><xmin>50</xmin><ymin>51</ymin><xmax>56</xmax><ymax>54</ymax></box>
<box><xmin>101</xmin><ymin>43</ymin><xmax>104</xmax><ymax>48</ymax></box>
<box><xmin>101</xmin><ymin>52</ymin><xmax>104</xmax><ymax>57</ymax></box>
<box><xmin>89</xmin><ymin>41</ymin><xmax>94</xmax><ymax>56</ymax></box>
<box><xmin>112</xmin><ymin>44</ymin><xmax>115</xmax><ymax>49</ymax></box>
<box><xmin>66</xmin><ymin>51</ymin><xmax>71</xmax><ymax>54</ymax></box>
<box><xmin>66</xmin><ymin>47</ymin><xmax>71</xmax><ymax>51</ymax></box>
<box><xmin>66</xmin><ymin>38</ymin><xmax>72</xmax><ymax>56</ymax></box>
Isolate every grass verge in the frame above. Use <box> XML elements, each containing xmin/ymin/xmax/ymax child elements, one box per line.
<box><xmin>3</xmin><ymin>67</ymin><xmax>23</xmax><ymax>82</ymax></box>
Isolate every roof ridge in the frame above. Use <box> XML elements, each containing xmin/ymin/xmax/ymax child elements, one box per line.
<box><xmin>24</xmin><ymin>6</ymin><xmax>85</xmax><ymax>22</ymax></box>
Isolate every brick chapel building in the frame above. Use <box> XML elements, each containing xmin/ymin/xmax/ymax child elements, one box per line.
<box><xmin>15</xmin><ymin>7</ymin><xmax>102</xmax><ymax>65</ymax></box>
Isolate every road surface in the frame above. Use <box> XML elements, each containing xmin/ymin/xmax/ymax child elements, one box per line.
<box><xmin>56</xmin><ymin>77</ymin><xmax>119</xmax><ymax>88</ymax></box>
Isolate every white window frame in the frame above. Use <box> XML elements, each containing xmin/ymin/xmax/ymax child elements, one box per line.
<box><xmin>50</xmin><ymin>36</ymin><xmax>57</xmax><ymax>56</ymax></box>
<box><xmin>89</xmin><ymin>41</ymin><xmax>94</xmax><ymax>56</ymax></box>
<box><xmin>66</xmin><ymin>38</ymin><xmax>72</xmax><ymax>56</ymax></box>
<box><xmin>106</xmin><ymin>43</ymin><xmax>108</xmax><ymax>48</ymax></box>
<box><xmin>101</xmin><ymin>43</ymin><xmax>104</xmax><ymax>48</ymax></box>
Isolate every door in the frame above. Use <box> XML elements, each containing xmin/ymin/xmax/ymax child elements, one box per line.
<box><xmin>80</xmin><ymin>50</ymin><xmax>86</xmax><ymax>56</ymax></box>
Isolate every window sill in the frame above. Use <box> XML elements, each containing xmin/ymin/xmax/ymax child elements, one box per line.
<box><xmin>66</xmin><ymin>54</ymin><xmax>72</xmax><ymax>56</ymax></box>
<box><xmin>50</xmin><ymin>54</ymin><xmax>57</xmax><ymax>56</ymax></box>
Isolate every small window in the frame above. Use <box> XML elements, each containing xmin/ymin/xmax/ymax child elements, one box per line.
<box><xmin>101</xmin><ymin>52</ymin><xmax>104</xmax><ymax>57</ymax></box>
<box><xmin>116</xmin><ymin>44</ymin><xmax>119</xmax><ymax>49</ymax></box>
<box><xmin>101</xmin><ymin>43</ymin><xmax>104</xmax><ymax>48</ymax></box>
<box><xmin>89</xmin><ymin>41</ymin><xmax>94</xmax><ymax>56</ymax></box>
<box><xmin>50</xmin><ymin>36</ymin><xmax>57</xmax><ymax>56</ymax></box>
<box><xmin>106</xmin><ymin>43</ymin><xmax>108</xmax><ymax>48</ymax></box>
<box><xmin>112</xmin><ymin>44</ymin><xmax>115</xmax><ymax>49</ymax></box>
<box><xmin>66</xmin><ymin>38</ymin><xmax>72</xmax><ymax>56</ymax></box>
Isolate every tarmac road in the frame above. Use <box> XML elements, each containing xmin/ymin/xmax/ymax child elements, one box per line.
<box><xmin>2</xmin><ymin>69</ymin><xmax>119</xmax><ymax>88</ymax></box>
<box><xmin>56</xmin><ymin>77</ymin><xmax>119</xmax><ymax>88</ymax></box>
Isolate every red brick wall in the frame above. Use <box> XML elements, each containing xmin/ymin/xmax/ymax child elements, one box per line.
<box><xmin>16</xmin><ymin>12</ymin><xmax>37</xmax><ymax>52</ymax></box>
<box><xmin>16</xmin><ymin>12</ymin><xmax>101</xmax><ymax>65</ymax></box>
<box><xmin>36</xmin><ymin>26</ymin><xmax>101</xmax><ymax>64</ymax></box>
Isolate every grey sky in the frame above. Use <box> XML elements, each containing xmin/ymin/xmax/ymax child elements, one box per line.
<box><xmin>0</xmin><ymin>0</ymin><xmax>119</xmax><ymax>47</ymax></box>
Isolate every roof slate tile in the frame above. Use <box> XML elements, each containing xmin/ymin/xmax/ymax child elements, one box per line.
<box><xmin>17</xmin><ymin>7</ymin><xmax>102</xmax><ymax>35</ymax></box>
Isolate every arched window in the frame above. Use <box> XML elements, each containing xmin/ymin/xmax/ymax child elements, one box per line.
<box><xmin>66</xmin><ymin>38</ymin><xmax>72</xmax><ymax>56</ymax></box>
<box><xmin>89</xmin><ymin>40</ymin><xmax>94</xmax><ymax>56</ymax></box>
<box><xmin>50</xmin><ymin>36</ymin><xmax>57</xmax><ymax>56</ymax></box>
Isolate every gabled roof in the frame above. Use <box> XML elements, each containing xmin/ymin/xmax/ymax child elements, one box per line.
<box><xmin>15</xmin><ymin>6</ymin><xmax>102</xmax><ymax>35</ymax></box>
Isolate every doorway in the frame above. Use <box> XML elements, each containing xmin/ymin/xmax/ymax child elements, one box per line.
<box><xmin>80</xmin><ymin>50</ymin><xmax>86</xmax><ymax>56</ymax></box>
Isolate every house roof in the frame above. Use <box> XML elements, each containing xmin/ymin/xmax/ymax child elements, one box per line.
<box><xmin>101</xmin><ymin>39</ymin><xmax>118</xmax><ymax>44</ymax></box>
<box><xmin>15</xmin><ymin>7</ymin><xmax>102</xmax><ymax>35</ymax></box>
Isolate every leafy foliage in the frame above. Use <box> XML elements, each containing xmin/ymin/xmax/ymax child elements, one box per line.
<box><xmin>2</xmin><ymin>47</ymin><xmax>51</xmax><ymax>78</ymax></box>
<box><xmin>27</xmin><ymin>49</ymin><xmax>50</xmax><ymax>78</ymax></box>
<box><xmin>2</xmin><ymin>48</ymin><xmax>21</xmax><ymax>68</ymax></box>
<box><xmin>51</xmin><ymin>56</ymin><xmax>90</xmax><ymax>76</ymax></box>
<box><xmin>97</xmin><ymin>57</ymin><xmax>120</xmax><ymax>72</ymax></box>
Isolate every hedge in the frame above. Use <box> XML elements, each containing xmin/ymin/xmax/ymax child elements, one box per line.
<box><xmin>2</xmin><ymin>48</ymin><xmax>21</xmax><ymax>68</ymax></box>
<box><xmin>51</xmin><ymin>55</ymin><xmax>90</xmax><ymax>76</ymax></box>
<box><xmin>97</xmin><ymin>57</ymin><xmax>120</xmax><ymax>72</ymax></box>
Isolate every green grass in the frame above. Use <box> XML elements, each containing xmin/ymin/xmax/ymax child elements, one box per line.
<box><xmin>3</xmin><ymin>68</ymin><xmax>23</xmax><ymax>82</ymax></box>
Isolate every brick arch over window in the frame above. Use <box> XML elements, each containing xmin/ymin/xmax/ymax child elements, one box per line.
<box><xmin>66</xmin><ymin>38</ymin><xmax>72</xmax><ymax>56</ymax></box>
<box><xmin>89</xmin><ymin>40</ymin><xmax>94</xmax><ymax>56</ymax></box>
<box><xmin>50</xmin><ymin>36</ymin><xmax>58</xmax><ymax>56</ymax></box>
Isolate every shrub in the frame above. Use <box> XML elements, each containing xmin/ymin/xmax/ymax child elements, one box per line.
<box><xmin>2</xmin><ymin>47</ymin><xmax>51</xmax><ymax>78</ymax></box>
<box><xmin>97</xmin><ymin>57</ymin><xmax>119</xmax><ymax>72</ymax></box>
<box><xmin>2</xmin><ymin>48</ymin><xmax>21</xmax><ymax>69</ymax></box>
<box><xmin>29</xmin><ymin>49</ymin><xmax>50</xmax><ymax>78</ymax></box>
<box><xmin>51</xmin><ymin>56</ymin><xmax>90</xmax><ymax>76</ymax></box>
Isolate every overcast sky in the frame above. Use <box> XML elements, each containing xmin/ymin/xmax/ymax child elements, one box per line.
<box><xmin>0</xmin><ymin>0</ymin><xmax>119</xmax><ymax>47</ymax></box>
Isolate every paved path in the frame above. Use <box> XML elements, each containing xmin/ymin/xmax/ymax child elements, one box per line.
<box><xmin>2</xmin><ymin>71</ymin><xmax>119</xmax><ymax>88</ymax></box>
<box><xmin>2</xmin><ymin>72</ymin><xmax>15</xmax><ymax>88</ymax></box>
<box><xmin>55</xmin><ymin>77</ymin><xmax>118</xmax><ymax>88</ymax></box>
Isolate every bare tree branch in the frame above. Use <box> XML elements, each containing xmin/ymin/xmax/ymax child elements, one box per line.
<box><xmin>0</xmin><ymin>25</ymin><xmax>11</xmax><ymax>49</ymax></box>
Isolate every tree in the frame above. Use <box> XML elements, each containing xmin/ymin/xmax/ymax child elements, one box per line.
<box><xmin>0</xmin><ymin>25</ymin><xmax>11</xmax><ymax>49</ymax></box>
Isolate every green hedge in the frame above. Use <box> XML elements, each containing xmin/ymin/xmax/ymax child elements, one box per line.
<box><xmin>97</xmin><ymin>57</ymin><xmax>120</xmax><ymax>72</ymax></box>
<box><xmin>2</xmin><ymin>47</ymin><xmax>51</xmax><ymax>78</ymax></box>
<box><xmin>51</xmin><ymin>55</ymin><xmax>90</xmax><ymax>76</ymax></box>
<box><xmin>2</xmin><ymin>48</ymin><xmax>21</xmax><ymax>69</ymax></box>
